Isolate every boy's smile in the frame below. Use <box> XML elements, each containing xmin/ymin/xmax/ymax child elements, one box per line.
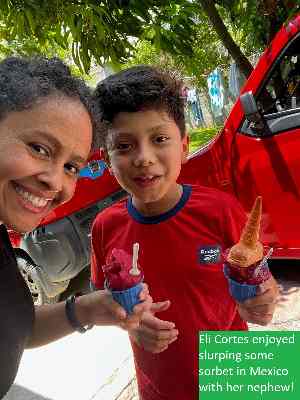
<box><xmin>106</xmin><ymin>109</ymin><xmax>189</xmax><ymax>216</ymax></box>
<box><xmin>133</xmin><ymin>175</ymin><xmax>161</xmax><ymax>188</ymax></box>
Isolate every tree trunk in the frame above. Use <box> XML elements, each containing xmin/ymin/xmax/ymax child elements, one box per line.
<box><xmin>199</xmin><ymin>0</ymin><xmax>253</xmax><ymax>78</ymax></box>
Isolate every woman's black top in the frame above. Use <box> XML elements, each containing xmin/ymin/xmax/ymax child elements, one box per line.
<box><xmin>0</xmin><ymin>224</ymin><xmax>34</xmax><ymax>398</ymax></box>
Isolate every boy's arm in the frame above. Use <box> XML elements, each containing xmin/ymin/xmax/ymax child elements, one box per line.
<box><xmin>90</xmin><ymin>216</ymin><xmax>153</xmax><ymax>325</ymax></box>
<box><xmin>90</xmin><ymin>217</ymin><xmax>105</xmax><ymax>290</ymax></box>
<box><xmin>237</xmin><ymin>275</ymin><xmax>279</xmax><ymax>326</ymax></box>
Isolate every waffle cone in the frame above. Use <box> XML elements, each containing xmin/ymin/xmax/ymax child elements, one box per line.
<box><xmin>227</xmin><ymin>196</ymin><xmax>264</xmax><ymax>268</ymax></box>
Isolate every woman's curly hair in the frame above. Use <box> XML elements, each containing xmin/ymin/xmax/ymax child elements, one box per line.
<box><xmin>0</xmin><ymin>56</ymin><xmax>101</xmax><ymax>150</ymax></box>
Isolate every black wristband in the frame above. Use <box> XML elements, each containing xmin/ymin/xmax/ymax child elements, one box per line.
<box><xmin>65</xmin><ymin>295</ymin><xmax>93</xmax><ymax>334</ymax></box>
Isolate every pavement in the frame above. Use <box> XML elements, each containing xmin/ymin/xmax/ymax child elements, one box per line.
<box><xmin>3</xmin><ymin>327</ymin><xmax>135</xmax><ymax>400</ymax></box>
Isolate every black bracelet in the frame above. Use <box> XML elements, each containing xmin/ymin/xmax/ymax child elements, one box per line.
<box><xmin>65</xmin><ymin>295</ymin><xmax>93</xmax><ymax>334</ymax></box>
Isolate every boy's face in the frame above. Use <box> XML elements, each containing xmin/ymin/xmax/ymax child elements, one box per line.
<box><xmin>105</xmin><ymin>109</ymin><xmax>189</xmax><ymax>216</ymax></box>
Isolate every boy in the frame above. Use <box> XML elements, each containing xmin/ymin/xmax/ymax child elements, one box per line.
<box><xmin>91</xmin><ymin>66</ymin><xmax>278</xmax><ymax>400</ymax></box>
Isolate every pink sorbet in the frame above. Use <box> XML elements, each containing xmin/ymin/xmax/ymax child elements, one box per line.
<box><xmin>102</xmin><ymin>248</ymin><xmax>142</xmax><ymax>290</ymax></box>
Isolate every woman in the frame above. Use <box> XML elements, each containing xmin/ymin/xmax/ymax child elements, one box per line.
<box><xmin>0</xmin><ymin>56</ymin><xmax>151</xmax><ymax>398</ymax></box>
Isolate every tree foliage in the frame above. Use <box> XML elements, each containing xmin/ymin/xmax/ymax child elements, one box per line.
<box><xmin>0</xmin><ymin>1</ymin><xmax>299</xmax><ymax>78</ymax></box>
<box><xmin>0</xmin><ymin>0</ymin><xmax>198</xmax><ymax>73</ymax></box>
<box><xmin>219</xmin><ymin>0</ymin><xmax>300</xmax><ymax>49</ymax></box>
<box><xmin>122</xmin><ymin>17</ymin><xmax>230</xmax><ymax>91</ymax></box>
<box><xmin>199</xmin><ymin>0</ymin><xmax>300</xmax><ymax>76</ymax></box>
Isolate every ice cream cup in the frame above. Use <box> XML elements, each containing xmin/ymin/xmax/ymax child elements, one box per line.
<box><xmin>225</xmin><ymin>256</ymin><xmax>271</xmax><ymax>284</ymax></box>
<box><xmin>223</xmin><ymin>257</ymin><xmax>271</xmax><ymax>302</ymax></box>
<box><xmin>223</xmin><ymin>264</ymin><xmax>259</xmax><ymax>302</ymax></box>
<box><xmin>105</xmin><ymin>280</ymin><xmax>143</xmax><ymax>314</ymax></box>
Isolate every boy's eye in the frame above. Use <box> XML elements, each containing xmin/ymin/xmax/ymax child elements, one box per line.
<box><xmin>155</xmin><ymin>135</ymin><xmax>169</xmax><ymax>143</ymax></box>
<box><xmin>115</xmin><ymin>142</ymin><xmax>132</xmax><ymax>151</ymax></box>
<box><xmin>65</xmin><ymin>163</ymin><xmax>80</xmax><ymax>176</ymax></box>
<box><xmin>29</xmin><ymin>143</ymin><xmax>49</xmax><ymax>156</ymax></box>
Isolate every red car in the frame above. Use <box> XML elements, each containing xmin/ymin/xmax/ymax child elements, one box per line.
<box><xmin>11</xmin><ymin>14</ymin><xmax>300</xmax><ymax>304</ymax></box>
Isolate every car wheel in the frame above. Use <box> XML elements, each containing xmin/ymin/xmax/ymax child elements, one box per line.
<box><xmin>17</xmin><ymin>256</ymin><xmax>60</xmax><ymax>305</ymax></box>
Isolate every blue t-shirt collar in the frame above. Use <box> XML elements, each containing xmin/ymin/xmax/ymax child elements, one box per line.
<box><xmin>127</xmin><ymin>184</ymin><xmax>192</xmax><ymax>224</ymax></box>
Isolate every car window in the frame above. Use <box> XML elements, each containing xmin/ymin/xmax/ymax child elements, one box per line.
<box><xmin>257</xmin><ymin>33</ymin><xmax>300</xmax><ymax>115</ymax></box>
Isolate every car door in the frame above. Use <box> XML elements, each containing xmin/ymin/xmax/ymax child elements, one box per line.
<box><xmin>232</xmin><ymin>28</ymin><xmax>300</xmax><ymax>257</ymax></box>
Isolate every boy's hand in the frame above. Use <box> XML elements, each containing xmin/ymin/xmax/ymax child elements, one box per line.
<box><xmin>77</xmin><ymin>283</ymin><xmax>152</xmax><ymax>331</ymax></box>
<box><xmin>129</xmin><ymin>301</ymin><xmax>179</xmax><ymax>353</ymax></box>
<box><xmin>237</xmin><ymin>276</ymin><xmax>279</xmax><ymax>325</ymax></box>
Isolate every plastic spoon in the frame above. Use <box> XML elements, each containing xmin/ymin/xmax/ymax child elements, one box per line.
<box><xmin>130</xmin><ymin>242</ymin><xmax>141</xmax><ymax>276</ymax></box>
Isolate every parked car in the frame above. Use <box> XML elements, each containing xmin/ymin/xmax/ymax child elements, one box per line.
<box><xmin>10</xmin><ymin>14</ymin><xmax>300</xmax><ymax>304</ymax></box>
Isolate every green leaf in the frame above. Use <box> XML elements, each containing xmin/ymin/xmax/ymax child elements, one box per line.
<box><xmin>24</xmin><ymin>9</ymin><xmax>35</xmax><ymax>34</ymax></box>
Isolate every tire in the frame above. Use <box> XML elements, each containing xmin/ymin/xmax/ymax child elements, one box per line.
<box><xmin>17</xmin><ymin>256</ymin><xmax>60</xmax><ymax>305</ymax></box>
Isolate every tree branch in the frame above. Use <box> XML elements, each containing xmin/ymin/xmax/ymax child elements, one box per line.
<box><xmin>199</xmin><ymin>0</ymin><xmax>253</xmax><ymax>77</ymax></box>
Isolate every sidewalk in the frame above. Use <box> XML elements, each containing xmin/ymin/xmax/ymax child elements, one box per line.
<box><xmin>3</xmin><ymin>326</ymin><xmax>135</xmax><ymax>400</ymax></box>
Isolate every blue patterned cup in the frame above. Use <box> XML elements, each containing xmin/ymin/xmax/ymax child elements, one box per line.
<box><xmin>105</xmin><ymin>280</ymin><xmax>143</xmax><ymax>314</ymax></box>
<box><xmin>224</xmin><ymin>264</ymin><xmax>259</xmax><ymax>302</ymax></box>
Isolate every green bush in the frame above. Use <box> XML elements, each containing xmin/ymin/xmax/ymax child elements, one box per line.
<box><xmin>188</xmin><ymin>126</ymin><xmax>220</xmax><ymax>153</ymax></box>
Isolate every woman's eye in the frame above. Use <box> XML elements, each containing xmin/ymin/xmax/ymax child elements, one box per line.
<box><xmin>29</xmin><ymin>143</ymin><xmax>49</xmax><ymax>156</ymax></box>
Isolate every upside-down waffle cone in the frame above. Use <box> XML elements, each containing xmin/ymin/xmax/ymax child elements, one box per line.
<box><xmin>227</xmin><ymin>196</ymin><xmax>264</xmax><ymax>268</ymax></box>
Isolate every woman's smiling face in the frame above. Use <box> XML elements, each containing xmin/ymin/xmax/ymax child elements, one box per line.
<box><xmin>0</xmin><ymin>96</ymin><xmax>92</xmax><ymax>233</ymax></box>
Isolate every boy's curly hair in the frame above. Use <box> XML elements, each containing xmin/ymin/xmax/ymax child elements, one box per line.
<box><xmin>0</xmin><ymin>56</ymin><xmax>101</xmax><ymax>150</ymax></box>
<box><xmin>93</xmin><ymin>65</ymin><xmax>186</xmax><ymax>147</ymax></box>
